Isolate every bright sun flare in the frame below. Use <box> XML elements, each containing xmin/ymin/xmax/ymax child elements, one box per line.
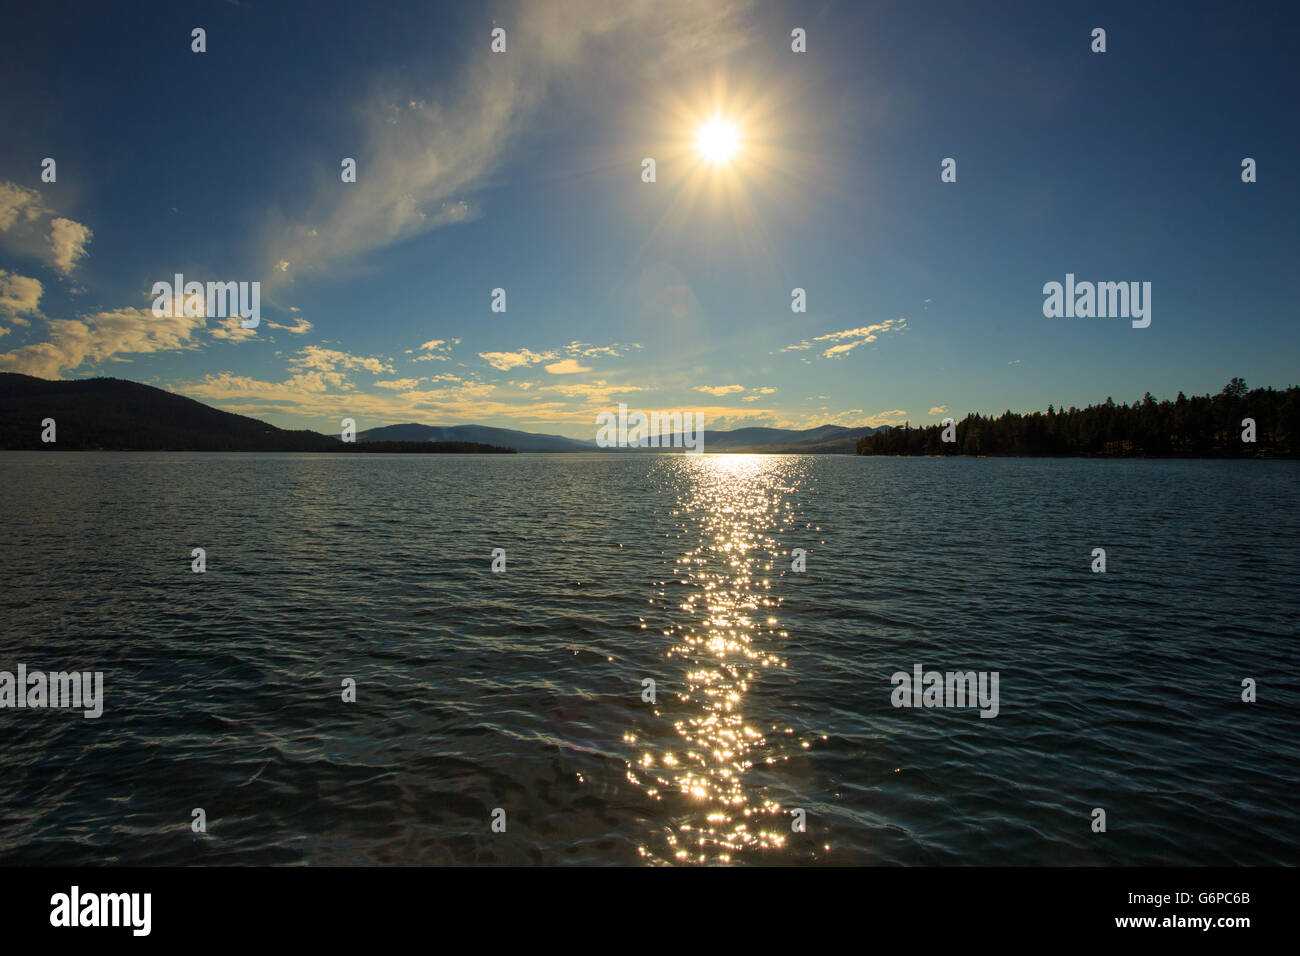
<box><xmin>696</xmin><ymin>117</ymin><xmax>740</xmax><ymax>163</ymax></box>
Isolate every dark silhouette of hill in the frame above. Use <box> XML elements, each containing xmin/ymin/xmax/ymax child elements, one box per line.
<box><xmin>0</xmin><ymin>374</ymin><xmax>880</xmax><ymax>453</ymax></box>
<box><xmin>0</xmin><ymin>374</ymin><xmax>510</xmax><ymax>452</ymax></box>
<box><xmin>358</xmin><ymin>422</ymin><xmax>591</xmax><ymax>452</ymax></box>
<box><xmin>0</xmin><ymin>374</ymin><xmax>343</xmax><ymax>450</ymax></box>
<box><xmin>26</xmin><ymin>373</ymin><xmax>1287</xmax><ymax>459</ymax></box>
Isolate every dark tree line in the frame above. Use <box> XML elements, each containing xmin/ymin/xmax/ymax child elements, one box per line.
<box><xmin>856</xmin><ymin>380</ymin><xmax>1300</xmax><ymax>458</ymax></box>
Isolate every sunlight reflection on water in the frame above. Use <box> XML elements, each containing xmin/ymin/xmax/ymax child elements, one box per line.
<box><xmin>3</xmin><ymin>453</ymin><xmax>1296</xmax><ymax>865</ymax></box>
<box><xmin>630</xmin><ymin>455</ymin><xmax>811</xmax><ymax>863</ymax></box>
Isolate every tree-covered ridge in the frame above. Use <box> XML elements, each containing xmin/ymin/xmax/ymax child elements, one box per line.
<box><xmin>0</xmin><ymin>374</ymin><xmax>518</xmax><ymax>452</ymax></box>
<box><xmin>856</xmin><ymin>380</ymin><xmax>1300</xmax><ymax>458</ymax></box>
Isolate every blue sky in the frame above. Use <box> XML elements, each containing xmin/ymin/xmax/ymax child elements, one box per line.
<box><xmin>1</xmin><ymin>0</ymin><xmax>1296</xmax><ymax>438</ymax></box>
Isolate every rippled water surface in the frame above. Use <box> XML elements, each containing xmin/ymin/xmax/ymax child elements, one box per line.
<box><xmin>1</xmin><ymin>452</ymin><xmax>1297</xmax><ymax>865</ymax></box>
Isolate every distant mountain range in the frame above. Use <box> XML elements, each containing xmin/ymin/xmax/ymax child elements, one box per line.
<box><xmin>0</xmin><ymin>373</ymin><xmax>886</xmax><ymax>453</ymax></box>
<box><xmin>356</xmin><ymin>422</ymin><xmax>595</xmax><ymax>452</ymax></box>
<box><xmin>356</xmin><ymin>421</ymin><xmax>884</xmax><ymax>453</ymax></box>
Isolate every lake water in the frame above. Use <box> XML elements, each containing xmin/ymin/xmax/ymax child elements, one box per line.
<box><xmin>0</xmin><ymin>452</ymin><xmax>1296</xmax><ymax>865</ymax></box>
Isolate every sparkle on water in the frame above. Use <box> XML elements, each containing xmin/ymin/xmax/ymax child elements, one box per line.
<box><xmin>629</xmin><ymin>455</ymin><xmax>808</xmax><ymax>863</ymax></box>
<box><xmin>4</xmin><ymin>452</ymin><xmax>1297</xmax><ymax>866</ymax></box>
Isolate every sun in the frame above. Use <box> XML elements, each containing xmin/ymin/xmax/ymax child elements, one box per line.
<box><xmin>695</xmin><ymin>117</ymin><xmax>740</xmax><ymax>163</ymax></box>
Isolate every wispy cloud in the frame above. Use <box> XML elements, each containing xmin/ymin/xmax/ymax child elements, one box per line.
<box><xmin>812</xmin><ymin>319</ymin><xmax>908</xmax><ymax>358</ymax></box>
<box><xmin>266</xmin><ymin>317</ymin><xmax>314</xmax><ymax>334</ymax></box>
<box><xmin>565</xmin><ymin>340</ymin><xmax>642</xmax><ymax>358</ymax></box>
<box><xmin>260</xmin><ymin>0</ymin><xmax>755</xmax><ymax>284</ymax></box>
<box><xmin>479</xmin><ymin>339</ymin><xmax>636</xmax><ymax>373</ymax></box>
<box><xmin>780</xmin><ymin>320</ymin><xmax>908</xmax><ymax>358</ymax></box>
<box><xmin>480</xmin><ymin>347</ymin><xmax>557</xmax><ymax>371</ymax></box>
<box><xmin>540</xmin><ymin>379</ymin><xmax>646</xmax><ymax>401</ymax></box>
<box><xmin>409</xmin><ymin>338</ymin><xmax>458</xmax><ymax>361</ymax></box>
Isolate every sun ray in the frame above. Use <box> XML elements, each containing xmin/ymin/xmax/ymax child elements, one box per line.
<box><xmin>622</xmin><ymin>69</ymin><xmax>827</xmax><ymax>285</ymax></box>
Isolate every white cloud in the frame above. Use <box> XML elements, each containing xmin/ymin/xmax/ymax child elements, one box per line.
<box><xmin>209</xmin><ymin>316</ymin><xmax>259</xmax><ymax>341</ymax></box>
<box><xmin>0</xmin><ymin>182</ymin><xmax>94</xmax><ymax>275</ymax></box>
<box><xmin>0</xmin><ymin>182</ymin><xmax>42</xmax><ymax>231</ymax></box>
<box><xmin>49</xmin><ymin>217</ymin><xmax>92</xmax><ymax>273</ymax></box>
<box><xmin>694</xmin><ymin>384</ymin><xmax>744</xmax><ymax>396</ymax></box>
<box><xmin>291</xmin><ymin>345</ymin><xmax>394</xmax><ymax>376</ymax></box>
<box><xmin>479</xmin><ymin>347</ymin><xmax>557</xmax><ymax>371</ymax></box>
<box><xmin>540</xmin><ymin>380</ymin><xmax>647</xmax><ymax>401</ymax></box>
<box><xmin>564</xmin><ymin>340</ymin><xmax>642</xmax><ymax>358</ymax></box>
<box><xmin>544</xmin><ymin>358</ymin><xmax>591</xmax><ymax>374</ymax></box>
<box><xmin>412</xmin><ymin>338</ymin><xmax>458</xmax><ymax>361</ymax></box>
<box><xmin>0</xmin><ymin>270</ymin><xmax>42</xmax><ymax>321</ymax></box>
<box><xmin>478</xmin><ymin>339</ymin><xmax>638</xmax><ymax>373</ymax></box>
<box><xmin>375</xmin><ymin>378</ymin><xmax>422</xmax><ymax>391</ymax></box>
<box><xmin>266</xmin><ymin>317</ymin><xmax>314</xmax><ymax>334</ymax></box>
<box><xmin>0</xmin><ymin>307</ymin><xmax>205</xmax><ymax>379</ymax></box>
<box><xmin>866</xmin><ymin>409</ymin><xmax>909</xmax><ymax>427</ymax></box>
<box><xmin>799</xmin><ymin>319</ymin><xmax>908</xmax><ymax>359</ymax></box>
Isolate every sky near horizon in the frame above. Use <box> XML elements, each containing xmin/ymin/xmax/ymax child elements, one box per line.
<box><xmin>0</xmin><ymin>0</ymin><xmax>1296</xmax><ymax>439</ymax></box>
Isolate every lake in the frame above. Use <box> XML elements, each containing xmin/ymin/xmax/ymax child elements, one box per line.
<box><xmin>0</xmin><ymin>452</ymin><xmax>1296</xmax><ymax>864</ymax></box>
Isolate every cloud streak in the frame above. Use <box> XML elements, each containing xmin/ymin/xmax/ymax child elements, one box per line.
<box><xmin>259</xmin><ymin>0</ymin><xmax>755</xmax><ymax>283</ymax></box>
<box><xmin>782</xmin><ymin>319</ymin><xmax>908</xmax><ymax>359</ymax></box>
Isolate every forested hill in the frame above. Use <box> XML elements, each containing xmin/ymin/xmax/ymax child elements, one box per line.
<box><xmin>0</xmin><ymin>374</ymin><xmax>513</xmax><ymax>452</ymax></box>
<box><xmin>857</xmin><ymin>380</ymin><xmax>1300</xmax><ymax>458</ymax></box>
<box><xmin>0</xmin><ymin>373</ymin><xmax>343</xmax><ymax>450</ymax></box>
